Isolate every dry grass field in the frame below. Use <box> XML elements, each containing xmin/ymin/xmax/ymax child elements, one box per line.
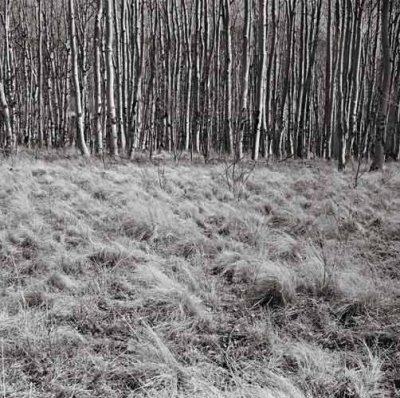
<box><xmin>0</xmin><ymin>153</ymin><xmax>399</xmax><ymax>397</ymax></box>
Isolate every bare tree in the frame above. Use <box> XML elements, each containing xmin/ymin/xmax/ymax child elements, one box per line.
<box><xmin>237</xmin><ymin>0</ymin><xmax>251</xmax><ymax>160</ymax></box>
<box><xmin>371</xmin><ymin>0</ymin><xmax>391</xmax><ymax>170</ymax></box>
<box><xmin>252</xmin><ymin>0</ymin><xmax>267</xmax><ymax>161</ymax></box>
<box><xmin>68</xmin><ymin>0</ymin><xmax>90</xmax><ymax>156</ymax></box>
<box><xmin>94</xmin><ymin>0</ymin><xmax>103</xmax><ymax>155</ymax></box>
<box><xmin>105</xmin><ymin>0</ymin><xmax>118</xmax><ymax>156</ymax></box>
<box><xmin>0</xmin><ymin>80</ymin><xmax>13</xmax><ymax>155</ymax></box>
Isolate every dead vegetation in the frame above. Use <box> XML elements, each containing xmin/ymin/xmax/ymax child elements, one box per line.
<box><xmin>0</xmin><ymin>154</ymin><xmax>399</xmax><ymax>397</ymax></box>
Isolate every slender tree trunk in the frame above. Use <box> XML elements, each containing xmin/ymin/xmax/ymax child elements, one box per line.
<box><xmin>0</xmin><ymin>81</ymin><xmax>14</xmax><ymax>155</ymax></box>
<box><xmin>94</xmin><ymin>0</ymin><xmax>103</xmax><ymax>155</ymax></box>
<box><xmin>336</xmin><ymin>1</ymin><xmax>346</xmax><ymax>170</ymax></box>
<box><xmin>113</xmin><ymin>0</ymin><xmax>126</xmax><ymax>153</ymax></box>
<box><xmin>323</xmin><ymin>0</ymin><xmax>332</xmax><ymax>159</ymax></box>
<box><xmin>277</xmin><ymin>0</ymin><xmax>295</xmax><ymax>159</ymax></box>
<box><xmin>191</xmin><ymin>0</ymin><xmax>201</xmax><ymax>153</ymax></box>
<box><xmin>371</xmin><ymin>0</ymin><xmax>391</xmax><ymax>170</ymax></box>
<box><xmin>37</xmin><ymin>0</ymin><xmax>44</xmax><ymax>147</ymax></box>
<box><xmin>265</xmin><ymin>0</ymin><xmax>277</xmax><ymax>158</ymax></box>
<box><xmin>252</xmin><ymin>0</ymin><xmax>267</xmax><ymax>161</ymax></box>
<box><xmin>237</xmin><ymin>0</ymin><xmax>251</xmax><ymax>160</ymax></box>
<box><xmin>222</xmin><ymin>0</ymin><xmax>233</xmax><ymax>155</ymax></box>
<box><xmin>68</xmin><ymin>0</ymin><xmax>90</xmax><ymax>156</ymax></box>
<box><xmin>182</xmin><ymin>0</ymin><xmax>192</xmax><ymax>152</ymax></box>
<box><xmin>105</xmin><ymin>0</ymin><xmax>119</xmax><ymax>156</ymax></box>
<box><xmin>129</xmin><ymin>0</ymin><xmax>144</xmax><ymax>156</ymax></box>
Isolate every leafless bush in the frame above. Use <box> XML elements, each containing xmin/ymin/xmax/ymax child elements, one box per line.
<box><xmin>222</xmin><ymin>158</ymin><xmax>255</xmax><ymax>201</ymax></box>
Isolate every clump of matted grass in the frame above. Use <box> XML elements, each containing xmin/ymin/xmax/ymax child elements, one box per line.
<box><xmin>0</xmin><ymin>153</ymin><xmax>398</xmax><ymax>397</ymax></box>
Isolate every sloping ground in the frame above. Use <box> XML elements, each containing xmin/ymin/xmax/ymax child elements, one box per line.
<box><xmin>0</xmin><ymin>154</ymin><xmax>399</xmax><ymax>397</ymax></box>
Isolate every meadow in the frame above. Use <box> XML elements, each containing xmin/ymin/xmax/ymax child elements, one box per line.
<box><xmin>0</xmin><ymin>153</ymin><xmax>399</xmax><ymax>397</ymax></box>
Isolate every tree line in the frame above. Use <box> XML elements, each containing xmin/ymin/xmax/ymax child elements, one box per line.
<box><xmin>0</xmin><ymin>0</ymin><xmax>398</xmax><ymax>170</ymax></box>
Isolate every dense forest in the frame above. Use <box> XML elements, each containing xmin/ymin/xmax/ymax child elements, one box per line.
<box><xmin>0</xmin><ymin>0</ymin><xmax>399</xmax><ymax>170</ymax></box>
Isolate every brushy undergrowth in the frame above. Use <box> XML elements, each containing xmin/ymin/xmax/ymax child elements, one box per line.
<box><xmin>0</xmin><ymin>152</ymin><xmax>399</xmax><ymax>397</ymax></box>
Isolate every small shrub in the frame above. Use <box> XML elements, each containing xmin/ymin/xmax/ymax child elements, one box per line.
<box><xmin>222</xmin><ymin>159</ymin><xmax>255</xmax><ymax>200</ymax></box>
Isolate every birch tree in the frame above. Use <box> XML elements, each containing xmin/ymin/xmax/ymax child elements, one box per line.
<box><xmin>68</xmin><ymin>0</ymin><xmax>90</xmax><ymax>156</ymax></box>
<box><xmin>105</xmin><ymin>0</ymin><xmax>118</xmax><ymax>156</ymax></box>
<box><xmin>252</xmin><ymin>0</ymin><xmax>267</xmax><ymax>161</ymax></box>
<box><xmin>94</xmin><ymin>0</ymin><xmax>103</xmax><ymax>155</ymax></box>
<box><xmin>371</xmin><ymin>0</ymin><xmax>391</xmax><ymax>170</ymax></box>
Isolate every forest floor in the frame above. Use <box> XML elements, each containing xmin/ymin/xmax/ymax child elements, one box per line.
<box><xmin>0</xmin><ymin>152</ymin><xmax>399</xmax><ymax>398</ymax></box>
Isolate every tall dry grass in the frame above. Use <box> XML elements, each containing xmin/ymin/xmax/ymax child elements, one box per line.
<box><xmin>0</xmin><ymin>153</ymin><xmax>399</xmax><ymax>397</ymax></box>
